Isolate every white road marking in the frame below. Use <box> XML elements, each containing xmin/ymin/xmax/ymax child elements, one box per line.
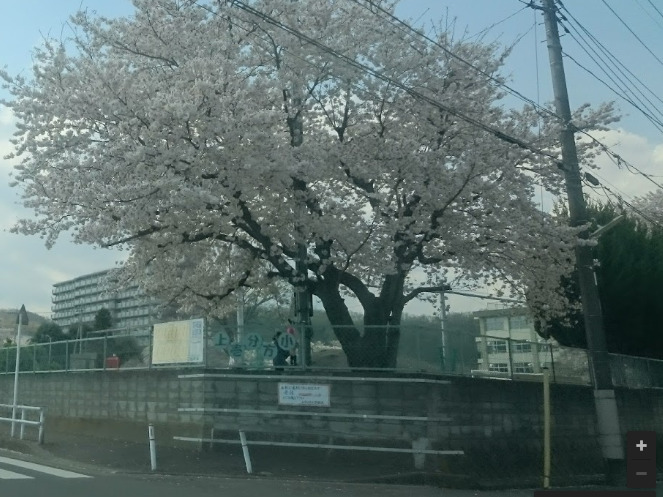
<box><xmin>0</xmin><ymin>456</ymin><xmax>91</xmax><ymax>478</ymax></box>
<box><xmin>0</xmin><ymin>468</ymin><xmax>34</xmax><ymax>480</ymax></box>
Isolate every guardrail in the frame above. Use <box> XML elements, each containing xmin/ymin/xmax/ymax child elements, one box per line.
<box><xmin>0</xmin><ymin>403</ymin><xmax>45</xmax><ymax>444</ymax></box>
<box><xmin>174</xmin><ymin>373</ymin><xmax>463</xmax><ymax>474</ymax></box>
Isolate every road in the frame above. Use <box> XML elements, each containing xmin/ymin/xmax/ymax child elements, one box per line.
<box><xmin>2</xmin><ymin>474</ymin><xmax>530</xmax><ymax>497</ymax></box>
<box><xmin>0</xmin><ymin>452</ymin><xmax>659</xmax><ymax>497</ymax></box>
<box><xmin>0</xmin><ymin>453</ymin><xmax>535</xmax><ymax>497</ymax></box>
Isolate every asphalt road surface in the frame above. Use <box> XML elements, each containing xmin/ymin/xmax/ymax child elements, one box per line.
<box><xmin>1</xmin><ymin>452</ymin><xmax>659</xmax><ymax>497</ymax></box>
<box><xmin>0</xmin><ymin>453</ymin><xmax>537</xmax><ymax>497</ymax></box>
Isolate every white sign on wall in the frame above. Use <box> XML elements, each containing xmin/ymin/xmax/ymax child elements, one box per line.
<box><xmin>278</xmin><ymin>383</ymin><xmax>331</xmax><ymax>407</ymax></box>
<box><xmin>152</xmin><ymin>318</ymin><xmax>205</xmax><ymax>365</ymax></box>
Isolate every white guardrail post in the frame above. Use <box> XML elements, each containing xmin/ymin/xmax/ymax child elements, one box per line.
<box><xmin>20</xmin><ymin>409</ymin><xmax>25</xmax><ymax>440</ymax></box>
<box><xmin>149</xmin><ymin>424</ymin><xmax>157</xmax><ymax>471</ymax></box>
<box><xmin>38</xmin><ymin>408</ymin><xmax>45</xmax><ymax>445</ymax></box>
<box><xmin>0</xmin><ymin>404</ymin><xmax>45</xmax><ymax>444</ymax></box>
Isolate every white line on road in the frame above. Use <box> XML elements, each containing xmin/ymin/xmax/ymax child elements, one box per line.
<box><xmin>0</xmin><ymin>456</ymin><xmax>91</xmax><ymax>478</ymax></box>
<box><xmin>0</xmin><ymin>468</ymin><xmax>34</xmax><ymax>480</ymax></box>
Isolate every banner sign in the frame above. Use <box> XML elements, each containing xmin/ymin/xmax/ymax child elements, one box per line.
<box><xmin>152</xmin><ymin>318</ymin><xmax>204</xmax><ymax>364</ymax></box>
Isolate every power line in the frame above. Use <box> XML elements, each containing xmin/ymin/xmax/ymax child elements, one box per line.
<box><xmin>356</xmin><ymin>0</ymin><xmax>663</xmax><ymax>194</ymax></box>
<box><xmin>210</xmin><ymin>1</ymin><xmax>661</xmax><ymax>204</ymax></box>
<box><xmin>354</xmin><ymin>0</ymin><xmax>663</xmax><ymax>198</ymax></box>
<box><xmin>559</xmin><ymin>2</ymin><xmax>663</xmax><ymax>110</ymax></box>
<box><xmin>601</xmin><ymin>0</ymin><xmax>663</xmax><ymax>67</ymax></box>
<box><xmin>647</xmin><ymin>0</ymin><xmax>663</xmax><ymax>21</ymax></box>
<box><xmin>577</xmin><ymin>121</ymin><xmax>663</xmax><ymax>191</ymax></box>
<box><xmin>552</xmin><ymin>1</ymin><xmax>663</xmax><ymax>190</ymax></box>
<box><xmin>635</xmin><ymin>0</ymin><xmax>663</xmax><ymax>32</ymax></box>
<box><xmin>557</xmin><ymin>12</ymin><xmax>663</xmax><ymax>128</ymax></box>
<box><xmin>350</xmin><ymin>0</ymin><xmax>563</xmax><ymax>129</ymax></box>
<box><xmin>561</xmin><ymin>49</ymin><xmax>663</xmax><ymax>133</ymax></box>
<box><xmin>354</xmin><ymin>0</ymin><xmax>663</xmax><ymax>194</ymax></box>
<box><xmin>220</xmin><ymin>0</ymin><xmax>565</xmax><ymax>166</ymax></box>
<box><xmin>468</xmin><ymin>5</ymin><xmax>530</xmax><ymax>40</ymax></box>
<box><xmin>583</xmin><ymin>170</ymin><xmax>663</xmax><ymax>228</ymax></box>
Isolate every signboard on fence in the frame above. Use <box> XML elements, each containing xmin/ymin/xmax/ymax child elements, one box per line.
<box><xmin>152</xmin><ymin>318</ymin><xmax>204</xmax><ymax>365</ymax></box>
<box><xmin>278</xmin><ymin>383</ymin><xmax>331</xmax><ymax>407</ymax></box>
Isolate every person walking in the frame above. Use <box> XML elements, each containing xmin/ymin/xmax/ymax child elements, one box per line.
<box><xmin>272</xmin><ymin>331</ymin><xmax>289</xmax><ymax>371</ymax></box>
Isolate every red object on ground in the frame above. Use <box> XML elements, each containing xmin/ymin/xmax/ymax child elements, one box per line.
<box><xmin>105</xmin><ymin>356</ymin><xmax>120</xmax><ymax>369</ymax></box>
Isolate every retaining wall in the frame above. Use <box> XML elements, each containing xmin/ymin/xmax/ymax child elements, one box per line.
<box><xmin>0</xmin><ymin>369</ymin><xmax>659</xmax><ymax>485</ymax></box>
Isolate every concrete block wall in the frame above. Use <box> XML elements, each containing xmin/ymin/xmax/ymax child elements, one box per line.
<box><xmin>193</xmin><ymin>374</ymin><xmax>439</xmax><ymax>447</ymax></box>
<box><xmin>188</xmin><ymin>372</ymin><xmax>607</xmax><ymax>483</ymax></box>
<box><xmin>0</xmin><ymin>368</ymin><xmax>206</xmax><ymax>443</ymax></box>
<box><xmin>0</xmin><ymin>368</ymin><xmax>661</xmax><ymax>484</ymax></box>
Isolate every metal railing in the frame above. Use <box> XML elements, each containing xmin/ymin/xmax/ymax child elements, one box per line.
<box><xmin>174</xmin><ymin>373</ymin><xmax>463</xmax><ymax>474</ymax></box>
<box><xmin>0</xmin><ymin>403</ymin><xmax>45</xmax><ymax>444</ymax></box>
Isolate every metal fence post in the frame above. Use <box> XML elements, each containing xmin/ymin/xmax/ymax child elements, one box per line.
<box><xmin>103</xmin><ymin>335</ymin><xmax>108</xmax><ymax>371</ymax></box>
<box><xmin>148</xmin><ymin>328</ymin><xmax>153</xmax><ymax>369</ymax></box>
<box><xmin>507</xmin><ymin>337</ymin><xmax>514</xmax><ymax>380</ymax></box>
<box><xmin>202</xmin><ymin>318</ymin><xmax>207</xmax><ymax>369</ymax></box>
<box><xmin>32</xmin><ymin>344</ymin><xmax>36</xmax><ymax>373</ymax></box>
<box><xmin>38</xmin><ymin>408</ymin><xmax>45</xmax><ymax>445</ymax></box>
<box><xmin>415</xmin><ymin>325</ymin><xmax>422</xmax><ymax>371</ymax></box>
<box><xmin>20</xmin><ymin>409</ymin><xmax>25</xmax><ymax>440</ymax></box>
<box><xmin>549</xmin><ymin>345</ymin><xmax>557</xmax><ymax>383</ymax></box>
<box><xmin>542</xmin><ymin>368</ymin><xmax>551</xmax><ymax>488</ymax></box>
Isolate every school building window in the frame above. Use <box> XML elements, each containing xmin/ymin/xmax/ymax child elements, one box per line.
<box><xmin>487</xmin><ymin>340</ymin><xmax>507</xmax><ymax>353</ymax></box>
<box><xmin>513</xmin><ymin>362</ymin><xmax>534</xmax><ymax>373</ymax></box>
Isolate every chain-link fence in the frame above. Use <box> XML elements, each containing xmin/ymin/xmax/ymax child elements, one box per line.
<box><xmin>208</xmin><ymin>323</ymin><xmax>663</xmax><ymax>389</ymax></box>
<box><xmin>0</xmin><ymin>322</ymin><xmax>661</xmax><ymax>389</ymax></box>
<box><xmin>0</xmin><ymin>332</ymin><xmax>151</xmax><ymax>373</ymax></box>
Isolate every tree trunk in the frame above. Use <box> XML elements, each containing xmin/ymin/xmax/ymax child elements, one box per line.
<box><xmin>315</xmin><ymin>279</ymin><xmax>363</xmax><ymax>367</ymax></box>
<box><xmin>384</xmin><ymin>307</ymin><xmax>403</xmax><ymax>368</ymax></box>
<box><xmin>360</xmin><ymin>304</ymin><xmax>403</xmax><ymax>368</ymax></box>
<box><xmin>316</xmin><ymin>272</ymin><xmax>406</xmax><ymax>368</ymax></box>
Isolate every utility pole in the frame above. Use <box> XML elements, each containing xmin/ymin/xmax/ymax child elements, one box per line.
<box><xmin>541</xmin><ymin>0</ymin><xmax>624</xmax><ymax>482</ymax></box>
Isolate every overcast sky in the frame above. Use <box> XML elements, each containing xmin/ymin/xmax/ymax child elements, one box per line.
<box><xmin>0</xmin><ymin>1</ymin><xmax>661</xmax><ymax>318</ymax></box>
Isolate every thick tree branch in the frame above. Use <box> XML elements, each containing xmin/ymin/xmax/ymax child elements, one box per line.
<box><xmin>402</xmin><ymin>284</ymin><xmax>452</xmax><ymax>305</ymax></box>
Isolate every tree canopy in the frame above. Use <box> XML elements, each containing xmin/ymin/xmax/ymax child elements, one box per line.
<box><xmin>1</xmin><ymin>0</ymin><xmax>613</xmax><ymax>366</ymax></box>
<box><xmin>93</xmin><ymin>308</ymin><xmax>114</xmax><ymax>331</ymax></box>
<box><xmin>31</xmin><ymin>321</ymin><xmax>67</xmax><ymax>344</ymax></box>
<box><xmin>539</xmin><ymin>202</ymin><xmax>663</xmax><ymax>358</ymax></box>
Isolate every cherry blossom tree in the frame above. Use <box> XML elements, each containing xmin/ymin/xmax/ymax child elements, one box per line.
<box><xmin>635</xmin><ymin>189</ymin><xmax>663</xmax><ymax>225</ymax></box>
<box><xmin>2</xmin><ymin>0</ymin><xmax>612</xmax><ymax>367</ymax></box>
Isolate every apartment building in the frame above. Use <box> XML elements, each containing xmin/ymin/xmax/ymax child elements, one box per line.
<box><xmin>51</xmin><ymin>269</ymin><xmax>161</xmax><ymax>332</ymax></box>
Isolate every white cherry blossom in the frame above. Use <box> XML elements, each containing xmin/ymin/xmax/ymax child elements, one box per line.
<box><xmin>1</xmin><ymin>0</ymin><xmax>613</xmax><ymax>366</ymax></box>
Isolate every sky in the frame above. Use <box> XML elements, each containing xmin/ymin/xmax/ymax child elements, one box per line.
<box><xmin>0</xmin><ymin>0</ymin><xmax>661</xmax><ymax>319</ymax></box>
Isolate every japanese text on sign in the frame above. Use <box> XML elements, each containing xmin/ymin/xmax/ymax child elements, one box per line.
<box><xmin>278</xmin><ymin>383</ymin><xmax>331</xmax><ymax>407</ymax></box>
